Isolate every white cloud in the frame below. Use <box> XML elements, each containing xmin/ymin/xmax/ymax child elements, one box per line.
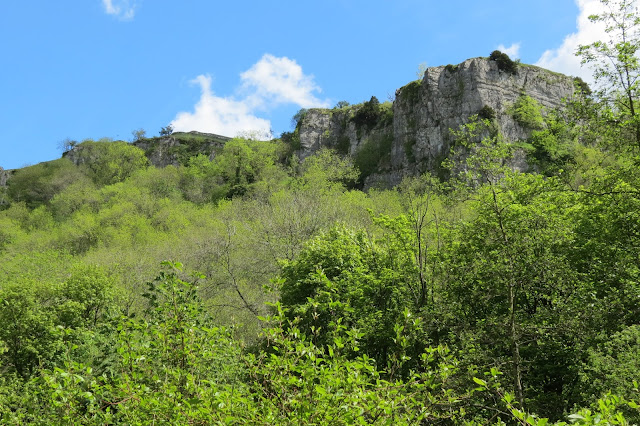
<box><xmin>240</xmin><ymin>54</ymin><xmax>330</xmax><ymax>109</ymax></box>
<box><xmin>102</xmin><ymin>0</ymin><xmax>138</xmax><ymax>21</ymax></box>
<box><xmin>535</xmin><ymin>0</ymin><xmax>614</xmax><ymax>82</ymax></box>
<box><xmin>170</xmin><ymin>75</ymin><xmax>272</xmax><ymax>139</ymax></box>
<box><xmin>171</xmin><ymin>55</ymin><xmax>329</xmax><ymax>138</ymax></box>
<box><xmin>497</xmin><ymin>43</ymin><xmax>521</xmax><ymax>59</ymax></box>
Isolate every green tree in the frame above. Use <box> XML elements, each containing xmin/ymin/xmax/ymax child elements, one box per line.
<box><xmin>577</xmin><ymin>0</ymin><xmax>640</xmax><ymax>150</ymax></box>
<box><xmin>72</xmin><ymin>140</ymin><xmax>149</xmax><ymax>186</ymax></box>
<box><xmin>159</xmin><ymin>124</ymin><xmax>174</xmax><ymax>136</ymax></box>
<box><xmin>7</xmin><ymin>159</ymin><xmax>89</xmax><ymax>209</ymax></box>
<box><xmin>131</xmin><ymin>128</ymin><xmax>146</xmax><ymax>141</ymax></box>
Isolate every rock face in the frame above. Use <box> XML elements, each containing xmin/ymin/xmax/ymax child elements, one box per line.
<box><xmin>63</xmin><ymin>132</ymin><xmax>231</xmax><ymax>169</ymax></box>
<box><xmin>297</xmin><ymin>57</ymin><xmax>576</xmax><ymax>187</ymax></box>
<box><xmin>0</xmin><ymin>167</ymin><xmax>12</xmax><ymax>188</ymax></box>
<box><xmin>132</xmin><ymin>131</ymin><xmax>230</xmax><ymax>167</ymax></box>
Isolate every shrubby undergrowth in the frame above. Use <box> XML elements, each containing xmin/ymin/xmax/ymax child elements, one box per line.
<box><xmin>2</xmin><ymin>1</ymin><xmax>640</xmax><ymax>421</ymax></box>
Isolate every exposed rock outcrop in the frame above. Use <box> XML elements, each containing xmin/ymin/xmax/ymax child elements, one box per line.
<box><xmin>297</xmin><ymin>57</ymin><xmax>576</xmax><ymax>187</ymax></box>
<box><xmin>0</xmin><ymin>167</ymin><xmax>12</xmax><ymax>188</ymax></box>
<box><xmin>133</xmin><ymin>131</ymin><xmax>230</xmax><ymax>167</ymax></box>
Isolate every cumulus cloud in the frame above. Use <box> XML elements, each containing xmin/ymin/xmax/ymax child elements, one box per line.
<box><xmin>102</xmin><ymin>0</ymin><xmax>138</xmax><ymax>21</ymax></box>
<box><xmin>497</xmin><ymin>43</ymin><xmax>521</xmax><ymax>59</ymax></box>
<box><xmin>240</xmin><ymin>54</ymin><xmax>330</xmax><ymax>109</ymax></box>
<box><xmin>171</xmin><ymin>55</ymin><xmax>329</xmax><ymax>138</ymax></box>
<box><xmin>170</xmin><ymin>75</ymin><xmax>272</xmax><ymax>139</ymax></box>
<box><xmin>535</xmin><ymin>0</ymin><xmax>614</xmax><ymax>82</ymax></box>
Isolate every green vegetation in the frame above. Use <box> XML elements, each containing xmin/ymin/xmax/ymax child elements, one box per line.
<box><xmin>444</xmin><ymin>63</ymin><xmax>459</xmax><ymax>73</ymax></box>
<box><xmin>350</xmin><ymin>96</ymin><xmax>382</xmax><ymax>130</ymax></box>
<box><xmin>478</xmin><ymin>104</ymin><xmax>496</xmax><ymax>121</ymax></box>
<box><xmin>397</xmin><ymin>79</ymin><xmax>422</xmax><ymax>105</ymax></box>
<box><xmin>353</xmin><ymin>133</ymin><xmax>393</xmax><ymax>183</ymax></box>
<box><xmin>490</xmin><ymin>49</ymin><xmax>518</xmax><ymax>75</ymax></box>
<box><xmin>1</xmin><ymin>2</ymin><xmax>640</xmax><ymax>422</ymax></box>
<box><xmin>573</xmin><ymin>76</ymin><xmax>592</xmax><ymax>95</ymax></box>
<box><xmin>510</xmin><ymin>93</ymin><xmax>545</xmax><ymax>130</ymax></box>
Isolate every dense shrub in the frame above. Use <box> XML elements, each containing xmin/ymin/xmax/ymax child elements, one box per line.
<box><xmin>489</xmin><ymin>50</ymin><xmax>518</xmax><ymax>75</ymax></box>
<box><xmin>478</xmin><ymin>105</ymin><xmax>497</xmax><ymax>121</ymax></box>
<box><xmin>573</xmin><ymin>76</ymin><xmax>592</xmax><ymax>95</ymax></box>
<box><xmin>351</xmin><ymin>96</ymin><xmax>381</xmax><ymax>130</ymax></box>
<box><xmin>511</xmin><ymin>93</ymin><xmax>545</xmax><ymax>129</ymax></box>
<box><xmin>444</xmin><ymin>64</ymin><xmax>459</xmax><ymax>73</ymax></box>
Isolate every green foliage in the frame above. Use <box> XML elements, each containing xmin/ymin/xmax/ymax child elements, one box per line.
<box><xmin>526</xmin><ymin>110</ymin><xmax>578</xmax><ymax>175</ymax></box>
<box><xmin>478</xmin><ymin>105</ymin><xmax>496</xmax><ymax>121</ymax></box>
<box><xmin>131</xmin><ymin>128</ymin><xmax>146</xmax><ymax>141</ymax></box>
<box><xmin>398</xmin><ymin>80</ymin><xmax>422</xmax><ymax>105</ymax></box>
<box><xmin>444</xmin><ymin>63</ymin><xmax>459</xmax><ymax>73</ymax></box>
<box><xmin>0</xmin><ymin>283</ymin><xmax>61</xmax><ymax>377</ymax></box>
<box><xmin>7</xmin><ymin>158</ymin><xmax>88</xmax><ymax>208</ymax></box>
<box><xmin>353</xmin><ymin>133</ymin><xmax>393</xmax><ymax>183</ymax></box>
<box><xmin>573</xmin><ymin>76</ymin><xmax>592</xmax><ymax>95</ymax></box>
<box><xmin>279</xmin><ymin>129</ymin><xmax>301</xmax><ymax>154</ymax></box>
<box><xmin>213</xmin><ymin>137</ymin><xmax>285</xmax><ymax>198</ymax></box>
<box><xmin>335</xmin><ymin>135</ymin><xmax>351</xmax><ymax>155</ymax></box>
<box><xmin>511</xmin><ymin>93</ymin><xmax>545</xmax><ymax>130</ymax></box>
<box><xmin>490</xmin><ymin>50</ymin><xmax>518</xmax><ymax>74</ymax></box>
<box><xmin>577</xmin><ymin>0</ymin><xmax>640</xmax><ymax>151</ymax></box>
<box><xmin>350</xmin><ymin>96</ymin><xmax>382</xmax><ymax>130</ymax></box>
<box><xmin>291</xmin><ymin>108</ymin><xmax>308</xmax><ymax>129</ymax></box>
<box><xmin>73</xmin><ymin>140</ymin><xmax>149</xmax><ymax>186</ymax></box>
<box><xmin>298</xmin><ymin>148</ymin><xmax>358</xmax><ymax>190</ymax></box>
<box><xmin>5</xmin><ymin>22</ymin><xmax>640</xmax><ymax>422</ymax></box>
<box><xmin>278</xmin><ymin>227</ymin><xmax>412</xmax><ymax>366</ymax></box>
<box><xmin>582</xmin><ymin>325</ymin><xmax>640</xmax><ymax>407</ymax></box>
<box><xmin>159</xmin><ymin>124</ymin><xmax>174</xmax><ymax>136</ymax></box>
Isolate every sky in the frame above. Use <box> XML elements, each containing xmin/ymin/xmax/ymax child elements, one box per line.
<box><xmin>0</xmin><ymin>0</ymin><xmax>613</xmax><ymax>170</ymax></box>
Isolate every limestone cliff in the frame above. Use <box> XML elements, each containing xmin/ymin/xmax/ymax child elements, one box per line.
<box><xmin>132</xmin><ymin>131</ymin><xmax>230</xmax><ymax>167</ymax></box>
<box><xmin>63</xmin><ymin>131</ymin><xmax>231</xmax><ymax>169</ymax></box>
<box><xmin>0</xmin><ymin>167</ymin><xmax>11</xmax><ymax>188</ymax></box>
<box><xmin>296</xmin><ymin>57</ymin><xmax>576</xmax><ymax>187</ymax></box>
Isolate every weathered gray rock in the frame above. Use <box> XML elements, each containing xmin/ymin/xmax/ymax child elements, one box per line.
<box><xmin>0</xmin><ymin>167</ymin><xmax>12</xmax><ymax>188</ymax></box>
<box><xmin>133</xmin><ymin>131</ymin><xmax>230</xmax><ymax>167</ymax></box>
<box><xmin>297</xmin><ymin>57</ymin><xmax>576</xmax><ymax>187</ymax></box>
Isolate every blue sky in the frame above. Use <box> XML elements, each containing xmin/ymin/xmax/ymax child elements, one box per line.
<box><xmin>0</xmin><ymin>0</ymin><xmax>607</xmax><ymax>169</ymax></box>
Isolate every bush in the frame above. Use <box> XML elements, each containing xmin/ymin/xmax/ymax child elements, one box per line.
<box><xmin>573</xmin><ymin>76</ymin><xmax>592</xmax><ymax>95</ymax></box>
<box><xmin>444</xmin><ymin>64</ymin><xmax>459</xmax><ymax>73</ymax></box>
<box><xmin>398</xmin><ymin>81</ymin><xmax>422</xmax><ymax>105</ymax></box>
<box><xmin>291</xmin><ymin>108</ymin><xmax>308</xmax><ymax>129</ymax></box>
<box><xmin>351</xmin><ymin>96</ymin><xmax>381</xmax><ymax>130</ymax></box>
<box><xmin>511</xmin><ymin>94</ymin><xmax>545</xmax><ymax>130</ymax></box>
<box><xmin>159</xmin><ymin>124</ymin><xmax>174</xmax><ymax>136</ymax></box>
<box><xmin>478</xmin><ymin>105</ymin><xmax>496</xmax><ymax>121</ymax></box>
<box><xmin>489</xmin><ymin>50</ymin><xmax>518</xmax><ymax>75</ymax></box>
<box><xmin>353</xmin><ymin>133</ymin><xmax>393</xmax><ymax>183</ymax></box>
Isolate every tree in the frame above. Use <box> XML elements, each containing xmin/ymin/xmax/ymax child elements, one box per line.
<box><xmin>159</xmin><ymin>124</ymin><xmax>174</xmax><ymax>136</ymax></box>
<box><xmin>577</xmin><ymin>0</ymin><xmax>640</xmax><ymax>150</ymax></box>
<box><xmin>291</xmin><ymin>108</ymin><xmax>308</xmax><ymax>129</ymax></box>
<box><xmin>57</xmin><ymin>138</ymin><xmax>77</xmax><ymax>153</ymax></box>
<box><xmin>72</xmin><ymin>140</ymin><xmax>149</xmax><ymax>186</ymax></box>
<box><xmin>416</xmin><ymin>62</ymin><xmax>428</xmax><ymax>79</ymax></box>
<box><xmin>489</xmin><ymin>50</ymin><xmax>518</xmax><ymax>74</ymax></box>
<box><xmin>131</xmin><ymin>128</ymin><xmax>146</xmax><ymax>142</ymax></box>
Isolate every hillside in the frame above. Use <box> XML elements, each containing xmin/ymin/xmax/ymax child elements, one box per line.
<box><xmin>1</xmin><ymin>50</ymin><xmax>640</xmax><ymax>424</ymax></box>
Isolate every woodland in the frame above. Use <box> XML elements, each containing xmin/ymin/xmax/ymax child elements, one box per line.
<box><xmin>1</xmin><ymin>1</ymin><xmax>640</xmax><ymax>424</ymax></box>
